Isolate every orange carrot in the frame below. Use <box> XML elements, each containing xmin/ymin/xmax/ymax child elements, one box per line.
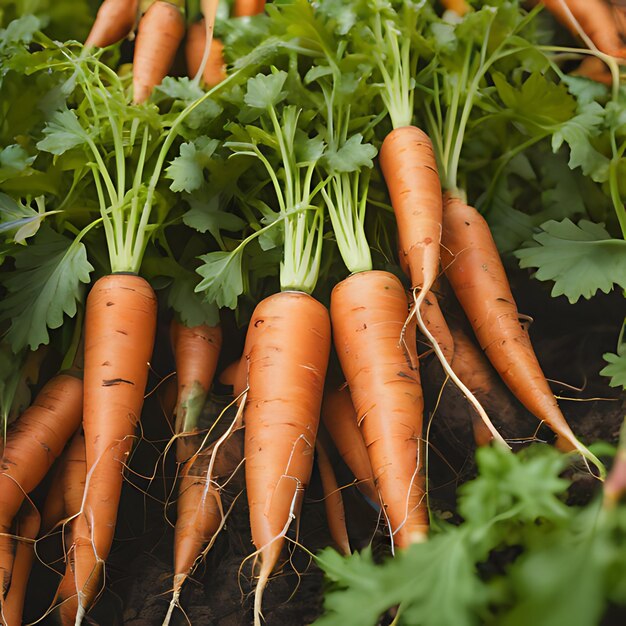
<box><xmin>440</xmin><ymin>194</ymin><xmax>589</xmax><ymax>456</ymax></box>
<box><xmin>380</xmin><ymin>127</ymin><xmax>442</xmax><ymax>299</ymax></box>
<box><xmin>536</xmin><ymin>0</ymin><xmax>626</xmax><ymax>57</ymax></box>
<box><xmin>0</xmin><ymin>373</ymin><xmax>82</xmax><ymax>602</ymax></box>
<box><xmin>233</xmin><ymin>0</ymin><xmax>266</xmax><ymax>18</ymax></box>
<box><xmin>604</xmin><ymin>418</ymin><xmax>626</xmax><ymax>508</ymax></box>
<box><xmin>420</xmin><ymin>291</ymin><xmax>455</xmax><ymax>364</ymax></box>
<box><xmin>320</xmin><ymin>387</ymin><xmax>378</xmax><ymax>505</ymax></box>
<box><xmin>85</xmin><ymin>0</ymin><xmax>139</xmax><ymax>48</ymax></box>
<box><xmin>242</xmin><ymin>292</ymin><xmax>330</xmax><ymax>625</ymax></box>
<box><xmin>331</xmin><ymin>271</ymin><xmax>428</xmax><ymax>548</ymax></box>
<box><xmin>132</xmin><ymin>1</ymin><xmax>185</xmax><ymax>104</ymax></box>
<box><xmin>440</xmin><ymin>0</ymin><xmax>470</xmax><ymax>16</ymax></box>
<box><xmin>0</xmin><ymin>505</ymin><xmax>40</xmax><ymax>626</ymax></box>
<box><xmin>170</xmin><ymin>319</ymin><xmax>222</xmax><ymax>437</ymax></box>
<box><xmin>316</xmin><ymin>440</ymin><xmax>350</xmax><ymax>556</ymax></box>
<box><xmin>185</xmin><ymin>21</ymin><xmax>227</xmax><ymax>87</ymax></box>
<box><xmin>72</xmin><ymin>274</ymin><xmax>157</xmax><ymax>621</ymax></box>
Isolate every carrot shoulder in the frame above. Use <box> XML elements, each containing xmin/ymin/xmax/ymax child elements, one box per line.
<box><xmin>72</xmin><ymin>274</ymin><xmax>157</xmax><ymax>619</ymax></box>
<box><xmin>233</xmin><ymin>0</ymin><xmax>266</xmax><ymax>18</ymax></box>
<box><xmin>440</xmin><ymin>194</ymin><xmax>585</xmax><ymax>454</ymax></box>
<box><xmin>132</xmin><ymin>1</ymin><xmax>185</xmax><ymax>104</ymax></box>
<box><xmin>331</xmin><ymin>271</ymin><xmax>428</xmax><ymax>548</ymax></box>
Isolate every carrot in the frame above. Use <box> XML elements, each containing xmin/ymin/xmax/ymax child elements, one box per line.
<box><xmin>440</xmin><ymin>0</ymin><xmax>471</xmax><ymax>16</ymax></box>
<box><xmin>535</xmin><ymin>0</ymin><xmax>626</xmax><ymax>57</ymax></box>
<box><xmin>132</xmin><ymin>1</ymin><xmax>185</xmax><ymax>104</ymax></box>
<box><xmin>170</xmin><ymin>319</ymin><xmax>222</xmax><ymax>437</ymax></box>
<box><xmin>242</xmin><ymin>292</ymin><xmax>330</xmax><ymax>626</ymax></box>
<box><xmin>331</xmin><ymin>271</ymin><xmax>428</xmax><ymax>548</ymax></box>
<box><xmin>440</xmin><ymin>194</ymin><xmax>600</xmax><ymax>467</ymax></box>
<box><xmin>316</xmin><ymin>440</ymin><xmax>350</xmax><ymax>556</ymax></box>
<box><xmin>0</xmin><ymin>505</ymin><xmax>40</xmax><ymax>626</ymax></box>
<box><xmin>379</xmin><ymin>126</ymin><xmax>442</xmax><ymax>300</ymax></box>
<box><xmin>420</xmin><ymin>291</ymin><xmax>455</xmax><ymax>364</ymax></box>
<box><xmin>72</xmin><ymin>274</ymin><xmax>157</xmax><ymax>621</ymax></box>
<box><xmin>233</xmin><ymin>0</ymin><xmax>266</xmax><ymax>17</ymax></box>
<box><xmin>320</xmin><ymin>387</ymin><xmax>378</xmax><ymax>505</ymax></box>
<box><xmin>85</xmin><ymin>0</ymin><xmax>139</xmax><ymax>48</ymax></box>
<box><xmin>604</xmin><ymin>418</ymin><xmax>626</xmax><ymax>508</ymax></box>
<box><xmin>0</xmin><ymin>373</ymin><xmax>82</xmax><ymax>602</ymax></box>
<box><xmin>185</xmin><ymin>21</ymin><xmax>227</xmax><ymax>87</ymax></box>
<box><xmin>41</xmin><ymin>461</ymin><xmax>67</xmax><ymax>535</ymax></box>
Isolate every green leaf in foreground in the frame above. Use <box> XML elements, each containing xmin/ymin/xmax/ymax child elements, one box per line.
<box><xmin>514</xmin><ymin>219</ymin><xmax>626</xmax><ymax>303</ymax></box>
<box><xmin>167</xmin><ymin>272</ymin><xmax>220</xmax><ymax>328</ymax></box>
<box><xmin>166</xmin><ymin>138</ymin><xmax>219</xmax><ymax>193</ymax></box>
<box><xmin>195</xmin><ymin>250</ymin><xmax>244</xmax><ymax>310</ymax></box>
<box><xmin>601</xmin><ymin>341</ymin><xmax>626</xmax><ymax>390</ymax></box>
<box><xmin>0</xmin><ymin>227</ymin><xmax>93</xmax><ymax>351</ymax></box>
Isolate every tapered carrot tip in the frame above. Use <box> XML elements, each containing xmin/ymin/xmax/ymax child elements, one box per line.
<box><xmin>75</xmin><ymin>558</ymin><xmax>104</xmax><ymax>625</ymax></box>
<box><xmin>253</xmin><ymin>542</ymin><xmax>281</xmax><ymax>626</ymax></box>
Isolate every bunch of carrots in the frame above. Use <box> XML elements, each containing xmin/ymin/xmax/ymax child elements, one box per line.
<box><xmin>0</xmin><ymin>0</ymin><xmax>624</xmax><ymax>625</ymax></box>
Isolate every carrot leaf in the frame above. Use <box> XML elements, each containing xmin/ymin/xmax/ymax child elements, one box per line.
<box><xmin>514</xmin><ymin>218</ymin><xmax>626</xmax><ymax>303</ymax></box>
<box><xmin>0</xmin><ymin>225</ymin><xmax>93</xmax><ymax>351</ymax></box>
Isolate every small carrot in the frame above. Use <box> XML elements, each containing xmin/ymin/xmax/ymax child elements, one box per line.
<box><xmin>320</xmin><ymin>387</ymin><xmax>378</xmax><ymax>505</ymax></box>
<box><xmin>132</xmin><ymin>1</ymin><xmax>185</xmax><ymax>104</ymax></box>
<box><xmin>0</xmin><ymin>373</ymin><xmax>82</xmax><ymax>602</ymax></box>
<box><xmin>72</xmin><ymin>274</ymin><xmax>157</xmax><ymax>621</ymax></box>
<box><xmin>441</xmin><ymin>194</ymin><xmax>601</xmax><ymax>469</ymax></box>
<box><xmin>85</xmin><ymin>0</ymin><xmax>139</xmax><ymax>48</ymax></box>
<box><xmin>440</xmin><ymin>0</ymin><xmax>470</xmax><ymax>16</ymax></box>
<box><xmin>0</xmin><ymin>505</ymin><xmax>40</xmax><ymax>626</ymax></box>
<box><xmin>316</xmin><ymin>440</ymin><xmax>350</xmax><ymax>556</ymax></box>
<box><xmin>185</xmin><ymin>20</ymin><xmax>227</xmax><ymax>87</ymax></box>
<box><xmin>233</xmin><ymin>0</ymin><xmax>266</xmax><ymax>18</ymax></box>
<box><xmin>331</xmin><ymin>271</ymin><xmax>428</xmax><ymax>548</ymax></box>
<box><xmin>243</xmin><ymin>292</ymin><xmax>330</xmax><ymax>626</ymax></box>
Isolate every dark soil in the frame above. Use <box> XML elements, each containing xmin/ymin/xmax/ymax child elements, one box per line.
<box><xmin>23</xmin><ymin>274</ymin><xmax>625</xmax><ymax>626</ymax></box>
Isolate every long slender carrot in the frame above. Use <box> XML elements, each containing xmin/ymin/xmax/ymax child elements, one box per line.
<box><xmin>85</xmin><ymin>0</ymin><xmax>140</xmax><ymax>48</ymax></box>
<box><xmin>420</xmin><ymin>291</ymin><xmax>455</xmax><ymax>364</ymax></box>
<box><xmin>316</xmin><ymin>440</ymin><xmax>350</xmax><ymax>556</ymax></box>
<box><xmin>0</xmin><ymin>373</ymin><xmax>82</xmax><ymax>601</ymax></box>
<box><xmin>233</xmin><ymin>0</ymin><xmax>266</xmax><ymax>18</ymax></box>
<box><xmin>185</xmin><ymin>21</ymin><xmax>227</xmax><ymax>87</ymax></box>
<box><xmin>170</xmin><ymin>319</ymin><xmax>222</xmax><ymax>437</ymax></box>
<box><xmin>132</xmin><ymin>1</ymin><xmax>185</xmax><ymax>104</ymax></box>
<box><xmin>242</xmin><ymin>292</ymin><xmax>330</xmax><ymax>625</ymax></box>
<box><xmin>0</xmin><ymin>505</ymin><xmax>40</xmax><ymax>626</ymax></box>
<box><xmin>72</xmin><ymin>274</ymin><xmax>157</xmax><ymax>621</ymax></box>
<box><xmin>535</xmin><ymin>0</ymin><xmax>626</xmax><ymax>56</ymax></box>
<box><xmin>320</xmin><ymin>387</ymin><xmax>378</xmax><ymax>505</ymax></box>
<box><xmin>331</xmin><ymin>271</ymin><xmax>428</xmax><ymax>548</ymax></box>
<box><xmin>379</xmin><ymin>127</ymin><xmax>442</xmax><ymax>300</ymax></box>
<box><xmin>440</xmin><ymin>194</ymin><xmax>597</xmax><ymax>463</ymax></box>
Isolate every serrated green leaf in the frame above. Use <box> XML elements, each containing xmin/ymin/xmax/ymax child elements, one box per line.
<box><xmin>0</xmin><ymin>227</ymin><xmax>93</xmax><ymax>351</ymax></box>
<box><xmin>323</xmin><ymin>134</ymin><xmax>377</xmax><ymax>173</ymax></box>
<box><xmin>515</xmin><ymin>219</ymin><xmax>626</xmax><ymax>303</ymax></box>
<box><xmin>168</xmin><ymin>274</ymin><xmax>220</xmax><ymax>327</ymax></box>
<box><xmin>244</xmin><ymin>71</ymin><xmax>288</xmax><ymax>109</ymax></box>
<box><xmin>294</xmin><ymin>130</ymin><xmax>325</xmax><ymax>164</ymax></box>
<box><xmin>167</xmin><ymin>138</ymin><xmax>219</xmax><ymax>193</ymax></box>
<box><xmin>36</xmin><ymin>107</ymin><xmax>90</xmax><ymax>155</ymax></box>
<box><xmin>183</xmin><ymin>194</ymin><xmax>246</xmax><ymax>246</ymax></box>
<box><xmin>0</xmin><ymin>145</ymin><xmax>35</xmax><ymax>183</ymax></box>
<box><xmin>601</xmin><ymin>342</ymin><xmax>626</xmax><ymax>390</ymax></box>
<box><xmin>195</xmin><ymin>250</ymin><xmax>244</xmax><ymax>310</ymax></box>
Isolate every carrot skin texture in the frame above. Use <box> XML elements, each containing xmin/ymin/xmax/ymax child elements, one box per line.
<box><xmin>233</xmin><ymin>0</ymin><xmax>266</xmax><ymax>17</ymax></box>
<box><xmin>316</xmin><ymin>441</ymin><xmax>350</xmax><ymax>556</ymax></box>
<box><xmin>132</xmin><ymin>1</ymin><xmax>185</xmax><ymax>104</ymax></box>
<box><xmin>171</xmin><ymin>319</ymin><xmax>222</xmax><ymax>435</ymax></box>
<box><xmin>441</xmin><ymin>194</ymin><xmax>579</xmax><ymax>450</ymax></box>
<box><xmin>243</xmin><ymin>292</ymin><xmax>330</xmax><ymax>577</ymax></box>
<box><xmin>321</xmin><ymin>387</ymin><xmax>378</xmax><ymax>505</ymax></box>
<box><xmin>73</xmin><ymin>274</ymin><xmax>157</xmax><ymax>616</ymax></box>
<box><xmin>379</xmin><ymin>127</ymin><xmax>442</xmax><ymax>295</ymax></box>
<box><xmin>537</xmin><ymin>0</ymin><xmax>626</xmax><ymax>57</ymax></box>
<box><xmin>1</xmin><ymin>505</ymin><xmax>40</xmax><ymax>626</ymax></box>
<box><xmin>185</xmin><ymin>22</ymin><xmax>227</xmax><ymax>87</ymax></box>
<box><xmin>0</xmin><ymin>374</ymin><xmax>82</xmax><ymax>598</ymax></box>
<box><xmin>85</xmin><ymin>0</ymin><xmax>139</xmax><ymax>48</ymax></box>
<box><xmin>331</xmin><ymin>271</ymin><xmax>428</xmax><ymax>547</ymax></box>
<box><xmin>420</xmin><ymin>291</ymin><xmax>455</xmax><ymax>364</ymax></box>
